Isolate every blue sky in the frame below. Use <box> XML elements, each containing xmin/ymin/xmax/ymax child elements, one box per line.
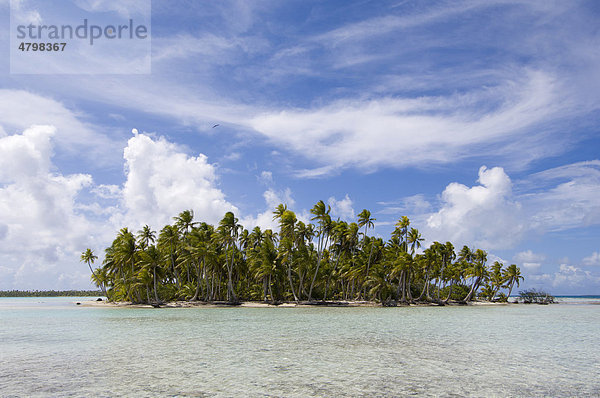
<box><xmin>0</xmin><ymin>0</ymin><xmax>599</xmax><ymax>294</ymax></box>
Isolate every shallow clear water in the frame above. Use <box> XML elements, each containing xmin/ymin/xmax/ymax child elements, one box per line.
<box><xmin>1</xmin><ymin>297</ymin><xmax>599</xmax><ymax>397</ymax></box>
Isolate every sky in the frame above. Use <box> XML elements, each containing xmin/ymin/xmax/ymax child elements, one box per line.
<box><xmin>0</xmin><ymin>0</ymin><xmax>599</xmax><ymax>294</ymax></box>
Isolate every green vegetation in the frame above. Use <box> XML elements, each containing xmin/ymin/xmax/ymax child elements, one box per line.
<box><xmin>518</xmin><ymin>289</ymin><xmax>555</xmax><ymax>304</ymax></box>
<box><xmin>82</xmin><ymin>203</ymin><xmax>525</xmax><ymax>305</ymax></box>
<box><xmin>0</xmin><ymin>290</ymin><xmax>102</xmax><ymax>297</ymax></box>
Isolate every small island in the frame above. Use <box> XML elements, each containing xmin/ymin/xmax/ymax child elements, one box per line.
<box><xmin>81</xmin><ymin>201</ymin><xmax>527</xmax><ymax>307</ymax></box>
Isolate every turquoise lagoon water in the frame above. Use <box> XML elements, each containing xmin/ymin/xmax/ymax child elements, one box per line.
<box><xmin>1</xmin><ymin>297</ymin><xmax>599</xmax><ymax>397</ymax></box>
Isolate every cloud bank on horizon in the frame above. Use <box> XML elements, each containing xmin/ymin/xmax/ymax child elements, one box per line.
<box><xmin>0</xmin><ymin>0</ymin><xmax>599</xmax><ymax>294</ymax></box>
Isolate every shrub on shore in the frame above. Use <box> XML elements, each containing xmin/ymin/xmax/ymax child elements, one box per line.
<box><xmin>518</xmin><ymin>289</ymin><xmax>555</xmax><ymax>304</ymax></box>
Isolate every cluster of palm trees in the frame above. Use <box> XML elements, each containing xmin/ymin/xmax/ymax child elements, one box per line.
<box><xmin>81</xmin><ymin>201</ymin><xmax>524</xmax><ymax>305</ymax></box>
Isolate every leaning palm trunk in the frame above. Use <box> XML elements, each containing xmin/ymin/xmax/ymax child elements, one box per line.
<box><xmin>309</xmin><ymin>234</ymin><xmax>329</xmax><ymax>301</ymax></box>
<box><xmin>287</xmin><ymin>258</ymin><xmax>298</xmax><ymax>302</ymax></box>
<box><xmin>507</xmin><ymin>280</ymin><xmax>515</xmax><ymax>299</ymax></box>
<box><xmin>204</xmin><ymin>268</ymin><xmax>211</xmax><ymax>301</ymax></box>
<box><xmin>490</xmin><ymin>286</ymin><xmax>501</xmax><ymax>302</ymax></box>
<box><xmin>464</xmin><ymin>276</ymin><xmax>480</xmax><ymax>301</ymax></box>
<box><xmin>153</xmin><ymin>266</ymin><xmax>161</xmax><ymax>304</ymax></box>
<box><xmin>297</xmin><ymin>270</ymin><xmax>305</xmax><ymax>300</ymax></box>
<box><xmin>89</xmin><ymin>264</ymin><xmax>109</xmax><ymax>299</ymax></box>
<box><xmin>308</xmin><ymin>255</ymin><xmax>322</xmax><ymax>301</ymax></box>
<box><xmin>444</xmin><ymin>280</ymin><xmax>455</xmax><ymax>303</ymax></box>
<box><xmin>262</xmin><ymin>278</ymin><xmax>267</xmax><ymax>301</ymax></box>
<box><xmin>417</xmin><ymin>270</ymin><xmax>430</xmax><ymax>301</ymax></box>
<box><xmin>191</xmin><ymin>258</ymin><xmax>203</xmax><ymax>301</ymax></box>
<box><xmin>325</xmin><ymin>255</ymin><xmax>340</xmax><ymax>301</ymax></box>
<box><xmin>437</xmin><ymin>268</ymin><xmax>445</xmax><ymax>302</ymax></box>
<box><xmin>427</xmin><ymin>278</ymin><xmax>433</xmax><ymax>300</ymax></box>
<box><xmin>131</xmin><ymin>258</ymin><xmax>143</xmax><ymax>303</ymax></box>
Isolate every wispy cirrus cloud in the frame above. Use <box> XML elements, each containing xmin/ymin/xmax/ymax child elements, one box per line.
<box><xmin>0</xmin><ymin>90</ymin><xmax>122</xmax><ymax>166</ymax></box>
<box><xmin>249</xmin><ymin>70</ymin><xmax>568</xmax><ymax>175</ymax></box>
<box><xmin>522</xmin><ymin>161</ymin><xmax>600</xmax><ymax>232</ymax></box>
<box><xmin>3</xmin><ymin>1</ymin><xmax>597</xmax><ymax>178</ymax></box>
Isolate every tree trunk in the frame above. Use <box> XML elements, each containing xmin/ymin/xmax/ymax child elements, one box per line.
<box><xmin>417</xmin><ymin>269</ymin><xmax>429</xmax><ymax>301</ymax></box>
<box><xmin>191</xmin><ymin>258</ymin><xmax>203</xmax><ymax>301</ymax></box>
<box><xmin>226</xmin><ymin>244</ymin><xmax>237</xmax><ymax>302</ymax></box>
<box><xmin>444</xmin><ymin>281</ymin><xmax>454</xmax><ymax>303</ymax></box>
<box><xmin>268</xmin><ymin>274</ymin><xmax>274</xmax><ymax>303</ymax></box>
<box><xmin>153</xmin><ymin>266</ymin><xmax>161</xmax><ymax>303</ymax></box>
<box><xmin>437</xmin><ymin>262</ymin><xmax>446</xmax><ymax>302</ymax></box>
<box><xmin>297</xmin><ymin>269</ymin><xmax>305</xmax><ymax>301</ymax></box>
<box><xmin>287</xmin><ymin>260</ymin><xmax>298</xmax><ymax>302</ymax></box>
<box><xmin>507</xmin><ymin>280</ymin><xmax>515</xmax><ymax>300</ymax></box>
<box><xmin>309</xmin><ymin>233</ymin><xmax>329</xmax><ymax>301</ymax></box>
<box><xmin>400</xmin><ymin>271</ymin><xmax>407</xmax><ymax>302</ymax></box>
<box><xmin>308</xmin><ymin>259</ymin><xmax>321</xmax><ymax>301</ymax></box>
<box><xmin>406</xmin><ymin>271</ymin><xmax>413</xmax><ymax>301</ymax></box>
<box><xmin>464</xmin><ymin>276</ymin><xmax>480</xmax><ymax>301</ymax></box>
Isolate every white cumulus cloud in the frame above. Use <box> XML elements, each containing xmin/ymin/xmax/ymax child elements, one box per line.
<box><xmin>425</xmin><ymin>166</ymin><xmax>523</xmax><ymax>249</ymax></box>
<box><xmin>328</xmin><ymin>194</ymin><xmax>355</xmax><ymax>221</ymax></box>
<box><xmin>0</xmin><ymin>127</ymin><xmax>242</xmax><ymax>289</ymax></box>
<box><xmin>514</xmin><ymin>250</ymin><xmax>545</xmax><ymax>270</ymax></box>
<box><xmin>0</xmin><ymin>126</ymin><xmax>97</xmax><ymax>289</ymax></box>
<box><xmin>241</xmin><ymin>188</ymin><xmax>296</xmax><ymax>232</ymax></box>
<box><xmin>116</xmin><ymin>133</ymin><xmax>237</xmax><ymax>230</ymax></box>
<box><xmin>582</xmin><ymin>252</ymin><xmax>600</xmax><ymax>267</ymax></box>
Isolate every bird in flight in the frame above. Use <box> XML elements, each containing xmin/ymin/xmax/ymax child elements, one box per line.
<box><xmin>212</xmin><ymin>124</ymin><xmax>220</xmax><ymax>128</ymax></box>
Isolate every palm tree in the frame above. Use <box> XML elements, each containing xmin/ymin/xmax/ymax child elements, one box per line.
<box><xmin>136</xmin><ymin>225</ymin><xmax>156</xmax><ymax>250</ymax></box>
<box><xmin>489</xmin><ymin>261</ymin><xmax>505</xmax><ymax>301</ymax></box>
<box><xmin>438</xmin><ymin>242</ymin><xmax>455</xmax><ymax>301</ymax></box>
<box><xmin>251</xmin><ymin>231</ymin><xmax>279</xmax><ymax>302</ymax></box>
<box><xmin>357</xmin><ymin>209</ymin><xmax>376</xmax><ymax>297</ymax></box>
<box><xmin>174</xmin><ymin>209</ymin><xmax>197</xmax><ymax>235</ymax></box>
<box><xmin>394</xmin><ymin>216</ymin><xmax>410</xmax><ymax>253</ymax></box>
<box><xmin>308</xmin><ymin>200</ymin><xmax>331</xmax><ymax>301</ymax></box>
<box><xmin>443</xmin><ymin>260</ymin><xmax>464</xmax><ymax>304</ymax></box>
<box><xmin>81</xmin><ymin>248</ymin><xmax>98</xmax><ymax>276</ymax></box>
<box><xmin>463</xmin><ymin>249</ymin><xmax>488</xmax><ymax>301</ymax></box>
<box><xmin>416</xmin><ymin>247</ymin><xmax>438</xmax><ymax>301</ymax></box>
<box><xmin>407</xmin><ymin>228</ymin><xmax>424</xmax><ymax>256</ymax></box>
<box><xmin>218</xmin><ymin>211</ymin><xmax>241</xmax><ymax>302</ymax></box>
<box><xmin>90</xmin><ymin>206</ymin><xmax>527</xmax><ymax>305</ymax></box>
<box><xmin>158</xmin><ymin>225</ymin><xmax>181</xmax><ymax>288</ymax></box>
<box><xmin>503</xmin><ymin>264</ymin><xmax>523</xmax><ymax>299</ymax></box>
<box><xmin>114</xmin><ymin>228</ymin><xmax>140</xmax><ymax>302</ymax></box>
<box><xmin>81</xmin><ymin>248</ymin><xmax>107</xmax><ymax>297</ymax></box>
<box><xmin>90</xmin><ymin>267</ymin><xmax>110</xmax><ymax>300</ymax></box>
<box><xmin>138</xmin><ymin>245</ymin><xmax>164</xmax><ymax>304</ymax></box>
<box><xmin>275</xmin><ymin>208</ymin><xmax>299</xmax><ymax>302</ymax></box>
